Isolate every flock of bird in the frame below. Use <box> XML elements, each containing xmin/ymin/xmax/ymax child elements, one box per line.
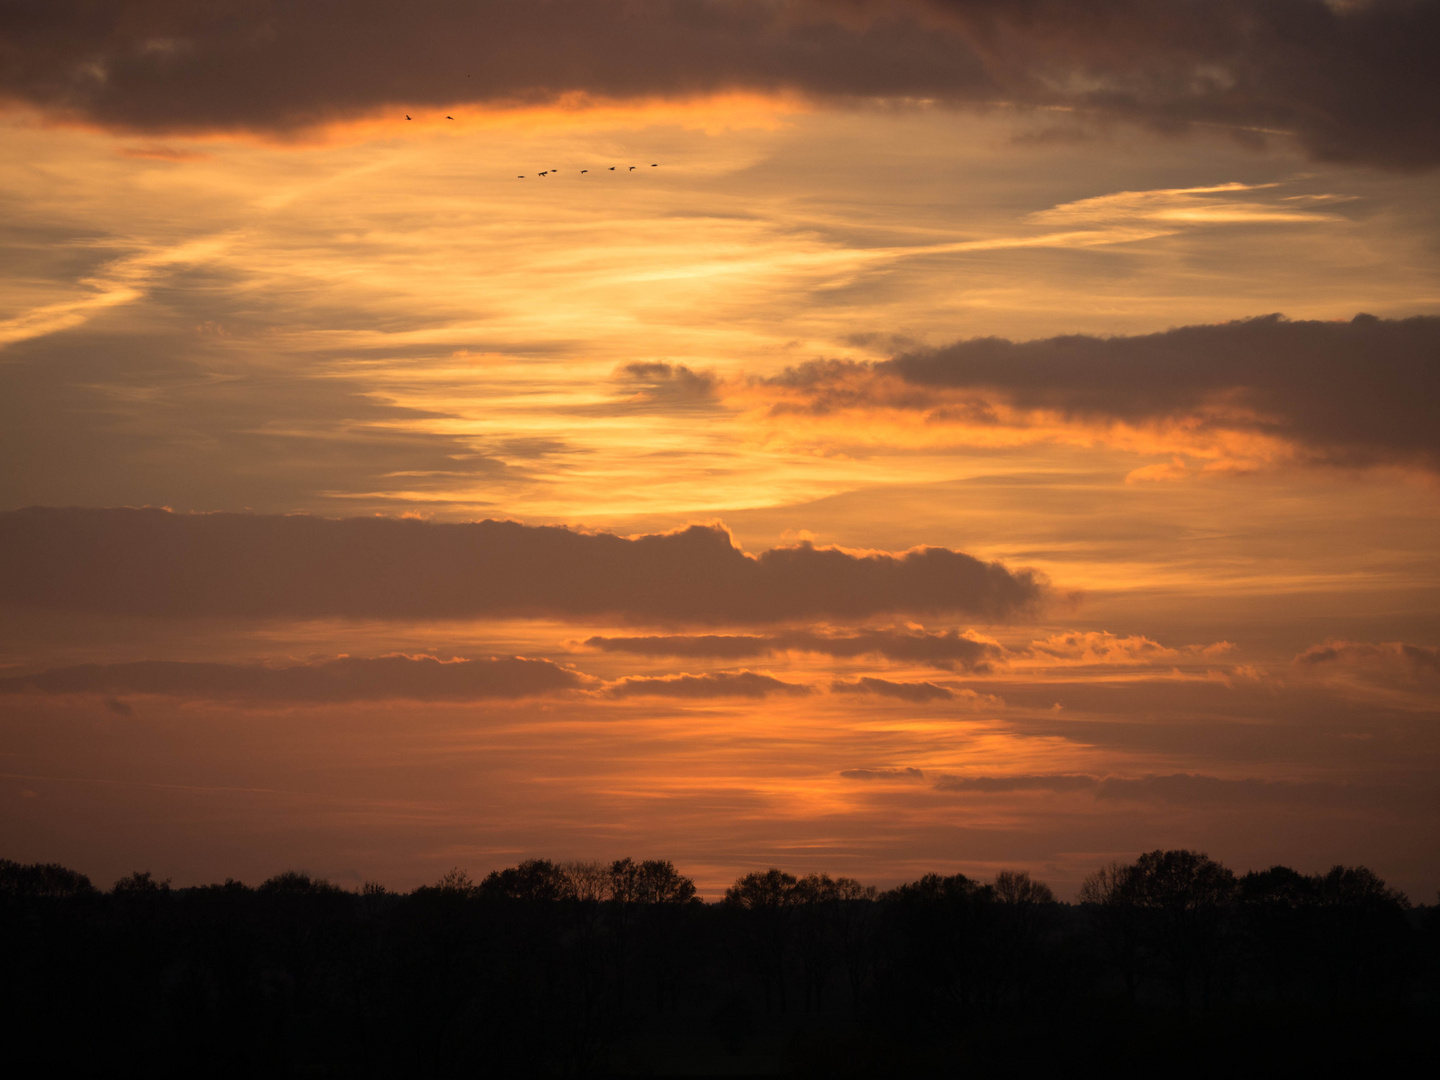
<box><xmin>403</xmin><ymin>114</ymin><xmax>658</xmax><ymax>178</ymax></box>
<box><xmin>519</xmin><ymin>165</ymin><xmax>658</xmax><ymax>178</ymax></box>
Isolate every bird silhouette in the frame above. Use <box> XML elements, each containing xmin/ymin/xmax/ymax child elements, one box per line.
<box><xmin>581</xmin><ymin>169</ymin><xmax>588</xmax><ymax>173</ymax></box>
<box><xmin>629</xmin><ymin>166</ymin><xmax>636</xmax><ymax>171</ymax></box>
<box><xmin>609</xmin><ymin>167</ymin><xmax>615</xmax><ymax>171</ymax></box>
<box><xmin>405</xmin><ymin>115</ymin><xmax>411</xmax><ymax>120</ymax></box>
<box><xmin>518</xmin><ymin>175</ymin><xmax>525</xmax><ymax>179</ymax></box>
<box><xmin>446</xmin><ymin>115</ymin><xmax>454</xmax><ymax>120</ymax></box>
<box><xmin>539</xmin><ymin>171</ymin><xmax>548</xmax><ymax>177</ymax></box>
<box><xmin>651</xmin><ymin>163</ymin><xmax>658</xmax><ymax>167</ymax></box>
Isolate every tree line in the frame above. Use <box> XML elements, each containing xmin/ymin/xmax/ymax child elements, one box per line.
<box><xmin>1</xmin><ymin>851</ymin><xmax>1435</xmax><ymax>1076</ymax></box>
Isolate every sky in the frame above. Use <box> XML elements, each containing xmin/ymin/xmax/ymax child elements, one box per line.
<box><xmin>1</xmin><ymin>0</ymin><xmax>1438</xmax><ymax>899</ymax></box>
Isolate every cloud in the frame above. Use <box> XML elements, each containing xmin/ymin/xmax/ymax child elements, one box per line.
<box><xmin>115</xmin><ymin>145</ymin><xmax>210</xmax><ymax>162</ymax></box>
<box><xmin>1091</xmin><ymin>773</ymin><xmax>1386</xmax><ymax>807</ymax></box>
<box><xmin>1028</xmin><ymin>182</ymin><xmax>1347</xmax><ymax>228</ymax></box>
<box><xmin>1024</xmin><ymin>631</ymin><xmax>1232</xmax><ymax>666</ymax></box>
<box><xmin>758</xmin><ymin>314</ymin><xmax>1440</xmax><ymax>473</ymax></box>
<box><xmin>929</xmin><ymin>771</ymin><xmax>1422</xmax><ymax>811</ymax></box>
<box><xmin>0</xmin><ymin>314</ymin><xmax>512</xmax><ymax>513</ymax></box>
<box><xmin>0</xmin><ymin>654</ymin><xmax>588</xmax><ymax>703</ymax></box>
<box><xmin>839</xmin><ymin>766</ymin><xmax>926</xmax><ymax>781</ymax></box>
<box><xmin>0</xmin><ymin>507</ymin><xmax>1045</xmax><ymax>623</ymax></box>
<box><xmin>831</xmin><ymin>676</ymin><xmax>954</xmax><ymax>702</ymax></box>
<box><xmin>605</xmin><ymin>671</ymin><xmax>811</xmax><ymax>699</ymax></box>
<box><xmin>1295</xmin><ymin>639</ymin><xmax>1440</xmax><ymax>678</ymax></box>
<box><xmin>932</xmin><ymin>773</ymin><xmax>1098</xmax><ymax>794</ymax></box>
<box><xmin>602</xmin><ymin>362</ymin><xmax>721</xmax><ymax>414</ymax></box>
<box><xmin>584</xmin><ymin>627</ymin><xmax>1001</xmax><ymax>669</ymax></box>
<box><xmin>1</xmin><ymin>2</ymin><xmax>1435</xmax><ymax>169</ymax></box>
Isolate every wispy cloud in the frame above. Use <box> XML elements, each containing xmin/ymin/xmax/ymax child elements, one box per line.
<box><xmin>585</xmin><ymin>627</ymin><xmax>1001</xmax><ymax>670</ymax></box>
<box><xmin>0</xmin><ymin>235</ymin><xmax>235</xmax><ymax>348</ymax></box>
<box><xmin>0</xmin><ymin>654</ymin><xmax>589</xmax><ymax>703</ymax></box>
<box><xmin>605</xmin><ymin>670</ymin><xmax>811</xmax><ymax>699</ymax></box>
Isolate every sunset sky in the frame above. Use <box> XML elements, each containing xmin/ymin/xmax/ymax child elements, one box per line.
<box><xmin>1</xmin><ymin>0</ymin><xmax>1437</xmax><ymax>899</ymax></box>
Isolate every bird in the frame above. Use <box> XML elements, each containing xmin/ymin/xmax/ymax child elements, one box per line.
<box><xmin>539</xmin><ymin>171</ymin><xmax>548</xmax><ymax>177</ymax></box>
<box><xmin>651</xmin><ymin>164</ymin><xmax>658</xmax><ymax>167</ymax></box>
<box><xmin>580</xmin><ymin>169</ymin><xmax>588</xmax><ymax>173</ymax></box>
<box><xmin>629</xmin><ymin>166</ymin><xmax>636</xmax><ymax>171</ymax></box>
<box><xmin>609</xmin><ymin>166</ymin><xmax>615</xmax><ymax>171</ymax></box>
<box><xmin>405</xmin><ymin>115</ymin><xmax>411</xmax><ymax>120</ymax></box>
<box><xmin>446</xmin><ymin>115</ymin><xmax>454</xmax><ymax>120</ymax></box>
<box><xmin>518</xmin><ymin>175</ymin><xmax>525</xmax><ymax>179</ymax></box>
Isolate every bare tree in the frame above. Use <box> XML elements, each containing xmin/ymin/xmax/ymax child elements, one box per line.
<box><xmin>725</xmin><ymin>869</ymin><xmax>798</xmax><ymax>1013</ymax></box>
<box><xmin>832</xmin><ymin>876</ymin><xmax>880</xmax><ymax>1009</ymax></box>
<box><xmin>1080</xmin><ymin>861</ymin><xmax>1145</xmax><ymax>1002</ymax></box>
<box><xmin>562</xmin><ymin>860</ymin><xmax>613</xmax><ymax>903</ymax></box>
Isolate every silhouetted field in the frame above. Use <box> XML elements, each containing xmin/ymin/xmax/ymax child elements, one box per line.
<box><xmin>2</xmin><ymin>852</ymin><xmax>1434</xmax><ymax>1076</ymax></box>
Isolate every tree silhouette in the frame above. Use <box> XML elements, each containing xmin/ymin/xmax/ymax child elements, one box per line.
<box><xmin>725</xmin><ymin>868</ymin><xmax>798</xmax><ymax>1013</ymax></box>
<box><xmin>0</xmin><ymin>852</ymin><xmax>1426</xmax><ymax>1072</ymax></box>
<box><xmin>0</xmin><ymin>858</ymin><xmax>96</xmax><ymax>898</ymax></box>
<box><xmin>831</xmin><ymin>876</ymin><xmax>880</xmax><ymax>1009</ymax></box>
<box><xmin>884</xmin><ymin>872</ymin><xmax>989</xmax><ymax>1017</ymax></box>
<box><xmin>1127</xmin><ymin>849</ymin><xmax>1237</xmax><ymax>1007</ymax></box>
<box><xmin>1238</xmin><ymin>864</ymin><xmax>1316</xmax><ymax>1000</ymax></box>
<box><xmin>987</xmin><ymin>870</ymin><xmax>1059</xmax><ymax>1009</ymax></box>
<box><xmin>479</xmin><ymin>859</ymin><xmax>574</xmax><ymax>901</ymax></box>
<box><xmin>1079</xmin><ymin>860</ymin><xmax>1146</xmax><ymax>1002</ymax></box>
<box><xmin>1314</xmin><ymin>864</ymin><xmax>1412</xmax><ymax>997</ymax></box>
<box><xmin>112</xmin><ymin>869</ymin><xmax>171</xmax><ymax>894</ymax></box>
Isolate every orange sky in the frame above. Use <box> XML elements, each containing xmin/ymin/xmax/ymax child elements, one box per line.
<box><xmin>2</xmin><ymin>1</ymin><xmax>1438</xmax><ymax>899</ymax></box>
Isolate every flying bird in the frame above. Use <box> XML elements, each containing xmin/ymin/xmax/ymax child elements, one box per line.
<box><xmin>539</xmin><ymin>171</ymin><xmax>548</xmax><ymax>176</ymax></box>
<box><xmin>609</xmin><ymin>167</ymin><xmax>615</xmax><ymax>171</ymax></box>
<box><xmin>629</xmin><ymin>166</ymin><xmax>636</xmax><ymax>171</ymax></box>
<box><xmin>651</xmin><ymin>164</ymin><xmax>658</xmax><ymax>167</ymax></box>
<box><xmin>446</xmin><ymin>116</ymin><xmax>454</xmax><ymax>120</ymax></box>
<box><xmin>581</xmin><ymin>169</ymin><xmax>588</xmax><ymax>173</ymax></box>
<box><xmin>405</xmin><ymin>115</ymin><xmax>411</xmax><ymax>120</ymax></box>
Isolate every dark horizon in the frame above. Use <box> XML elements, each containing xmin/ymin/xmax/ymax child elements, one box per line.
<box><xmin>4</xmin><ymin>846</ymin><xmax>1433</xmax><ymax>1075</ymax></box>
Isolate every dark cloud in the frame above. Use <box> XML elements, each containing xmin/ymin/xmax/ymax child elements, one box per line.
<box><xmin>0</xmin><ymin>654</ymin><xmax>587</xmax><ymax>702</ymax></box>
<box><xmin>0</xmin><ymin>2</ymin><xmax>1434</xmax><ymax>169</ymax></box>
<box><xmin>604</xmin><ymin>363</ymin><xmax>721</xmax><ymax>414</ymax></box>
<box><xmin>831</xmin><ymin>676</ymin><xmax>953</xmax><ymax>702</ymax></box>
<box><xmin>839</xmin><ymin>766</ymin><xmax>926</xmax><ymax>781</ymax></box>
<box><xmin>930</xmin><ymin>771</ymin><xmax>1425</xmax><ymax>811</ymax></box>
<box><xmin>769</xmin><ymin>314</ymin><xmax>1440</xmax><ymax>472</ymax></box>
<box><xmin>605</xmin><ymin>671</ymin><xmax>810</xmax><ymax>699</ymax></box>
<box><xmin>1092</xmin><ymin>773</ymin><xmax>1402</xmax><ymax>808</ymax></box>
<box><xmin>932</xmin><ymin>773</ymin><xmax>1098</xmax><ymax>793</ymax></box>
<box><xmin>0</xmin><ymin>507</ymin><xmax>1044</xmax><ymax>623</ymax></box>
<box><xmin>1296</xmin><ymin>639</ymin><xmax>1440</xmax><ymax>677</ymax></box>
<box><xmin>585</xmin><ymin>628</ymin><xmax>1001</xmax><ymax>669</ymax></box>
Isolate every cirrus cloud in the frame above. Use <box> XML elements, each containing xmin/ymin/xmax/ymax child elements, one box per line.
<box><xmin>0</xmin><ymin>653</ymin><xmax>588</xmax><ymax>703</ymax></box>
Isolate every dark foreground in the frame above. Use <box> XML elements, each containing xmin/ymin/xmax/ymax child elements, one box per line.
<box><xmin>2</xmin><ymin>852</ymin><xmax>1435</xmax><ymax>1076</ymax></box>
